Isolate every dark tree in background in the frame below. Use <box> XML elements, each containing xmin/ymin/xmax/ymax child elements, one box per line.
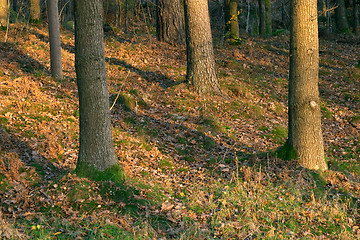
<box><xmin>335</xmin><ymin>0</ymin><xmax>350</xmax><ymax>32</ymax></box>
<box><xmin>265</xmin><ymin>0</ymin><xmax>272</xmax><ymax>34</ymax></box>
<box><xmin>287</xmin><ymin>0</ymin><xmax>327</xmax><ymax>170</ymax></box>
<box><xmin>258</xmin><ymin>0</ymin><xmax>266</xmax><ymax>35</ymax></box>
<box><xmin>156</xmin><ymin>0</ymin><xmax>185</xmax><ymax>44</ymax></box>
<box><xmin>124</xmin><ymin>0</ymin><xmax>128</xmax><ymax>33</ymax></box>
<box><xmin>353</xmin><ymin>0</ymin><xmax>359</xmax><ymax>35</ymax></box>
<box><xmin>74</xmin><ymin>0</ymin><xmax>119</xmax><ymax>173</ymax></box>
<box><xmin>47</xmin><ymin>0</ymin><xmax>63</xmax><ymax>80</ymax></box>
<box><xmin>183</xmin><ymin>0</ymin><xmax>220</xmax><ymax>95</ymax></box>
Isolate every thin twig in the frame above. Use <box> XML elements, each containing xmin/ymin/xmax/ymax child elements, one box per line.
<box><xmin>110</xmin><ymin>70</ymin><xmax>131</xmax><ymax>111</ymax></box>
<box><xmin>59</xmin><ymin>0</ymin><xmax>72</xmax><ymax>22</ymax></box>
<box><xmin>4</xmin><ymin>0</ymin><xmax>10</xmax><ymax>42</ymax></box>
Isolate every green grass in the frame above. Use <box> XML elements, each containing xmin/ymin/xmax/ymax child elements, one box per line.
<box><xmin>267</xmin><ymin>125</ymin><xmax>287</xmax><ymax>144</ymax></box>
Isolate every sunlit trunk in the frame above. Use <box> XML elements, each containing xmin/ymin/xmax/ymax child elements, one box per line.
<box><xmin>288</xmin><ymin>0</ymin><xmax>327</xmax><ymax>170</ymax></box>
<box><xmin>183</xmin><ymin>0</ymin><xmax>221</xmax><ymax>95</ymax></box>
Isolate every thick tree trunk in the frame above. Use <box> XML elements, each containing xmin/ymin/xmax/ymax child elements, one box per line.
<box><xmin>47</xmin><ymin>0</ymin><xmax>63</xmax><ymax>80</ymax></box>
<box><xmin>74</xmin><ymin>0</ymin><xmax>118</xmax><ymax>172</ymax></box>
<box><xmin>183</xmin><ymin>0</ymin><xmax>220</xmax><ymax>95</ymax></box>
<box><xmin>156</xmin><ymin>0</ymin><xmax>185</xmax><ymax>45</ymax></box>
<box><xmin>265</xmin><ymin>0</ymin><xmax>272</xmax><ymax>34</ymax></box>
<box><xmin>258</xmin><ymin>0</ymin><xmax>266</xmax><ymax>35</ymax></box>
<box><xmin>30</xmin><ymin>0</ymin><xmax>41</xmax><ymax>22</ymax></box>
<box><xmin>0</xmin><ymin>0</ymin><xmax>9</xmax><ymax>26</ymax></box>
<box><xmin>288</xmin><ymin>0</ymin><xmax>327</xmax><ymax>170</ymax></box>
<box><xmin>353</xmin><ymin>0</ymin><xmax>359</xmax><ymax>35</ymax></box>
<box><xmin>335</xmin><ymin>0</ymin><xmax>350</xmax><ymax>32</ymax></box>
<box><xmin>224</xmin><ymin>0</ymin><xmax>239</xmax><ymax>38</ymax></box>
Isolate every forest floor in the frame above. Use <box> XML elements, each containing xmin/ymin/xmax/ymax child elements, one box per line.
<box><xmin>0</xmin><ymin>23</ymin><xmax>360</xmax><ymax>239</ymax></box>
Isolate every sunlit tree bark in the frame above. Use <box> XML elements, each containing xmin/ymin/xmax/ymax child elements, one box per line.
<box><xmin>30</xmin><ymin>0</ymin><xmax>41</xmax><ymax>22</ymax></box>
<box><xmin>287</xmin><ymin>0</ymin><xmax>327</xmax><ymax>170</ymax></box>
<box><xmin>0</xmin><ymin>0</ymin><xmax>9</xmax><ymax>26</ymax></box>
<box><xmin>183</xmin><ymin>0</ymin><xmax>221</xmax><ymax>95</ymax></box>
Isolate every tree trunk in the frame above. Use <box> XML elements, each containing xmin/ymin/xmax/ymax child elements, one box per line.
<box><xmin>335</xmin><ymin>0</ymin><xmax>350</xmax><ymax>32</ymax></box>
<box><xmin>64</xmin><ymin>0</ymin><xmax>73</xmax><ymax>22</ymax></box>
<box><xmin>124</xmin><ymin>0</ymin><xmax>128</xmax><ymax>33</ymax></box>
<box><xmin>183</xmin><ymin>0</ymin><xmax>220</xmax><ymax>95</ymax></box>
<box><xmin>321</xmin><ymin>0</ymin><xmax>332</xmax><ymax>35</ymax></box>
<box><xmin>47</xmin><ymin>0</ymin><xmax>63</xmax><ymax>80</ymax></box>
<box><xmin>353</xmin><ymin>0</ymin><xmax>359</xmax><ymax>35</ymax></box>
<box><xmin>74</xmin><ymin>0</ymin><xmax>118</xmax><ymax>172</ymax></box>
<box><xmin>0</xmin><ymin>0</ymin><xmax>9</xmax><ymax>26</ymax></box>
<box><xmin>246</xmin><ymin>0</ymin><xmax>250</xmax><ymax>32</ymax></box>
<box><xmin>224</xmin><ymin>0</ymin><xmax>239</xmax><ymax>39</ymax></box>
<box><xmin>30</xmin><ymin>0</ymin><xmax>41</xmax><ymax>22</ymax></box>
<box><xmin>288</xmin><ymin>0</ymin><xmax>327</xmax><ymax>170</ymax></box>
<box><xmin>258</xmin><ymin>0</ymin><xmax>266</xmax><ymax>35</ymax></box>
<box><xmin>265</xmin><ymin>0</ymin><xmax>272</xmax><ymax>34</ymax></box>
<box><xmin>156</xmin><ymin>0</ymin><xmax>185</xmax><ymax>44</ymax></box>
<box><xmin>115</xmin><ymin>0</ymin><xmax>120</xmax><ymax>28</ymax></box>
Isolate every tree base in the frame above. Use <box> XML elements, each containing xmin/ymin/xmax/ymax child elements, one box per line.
<box><xmin>276</xmin><ymin>141</ymin><xmax>297</xmax><ymax>160</ymax></box>
<box><xmin>76</xmin><ymin>162</ymin><xmax>126</xmax><ymax>184</ymax></box>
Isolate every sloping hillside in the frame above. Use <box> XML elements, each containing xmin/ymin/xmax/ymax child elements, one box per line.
<box><xmin>0</xmin><ymin>23</ymin><xmax>360</xmax><ymax>239</ymax></box>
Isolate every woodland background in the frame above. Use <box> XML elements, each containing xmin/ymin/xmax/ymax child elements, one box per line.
<box><xmin>0</xmin><ymin>0</ymin><xmax>360</xmax><ymax>239</ymax></box>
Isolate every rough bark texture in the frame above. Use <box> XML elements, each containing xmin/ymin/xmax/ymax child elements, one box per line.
<box><xmin>288</xmin><ymin>0</ymin><xmax>327</xmax><ymax>170</ymax></box>
<box><xmin>47</xmin><ymin>0</ymin><xmax>63</xmax><ymax>80</ymax></box>
<box><xmin>0</xmin><ymin>0</ymin><xmax>9</xmax><ymax>26</ymax></box>
<box><xmin>30</xmin><ymin>0</ymin><xmax>41</xmax><ymax>21</ymax></box>
<box><xmin>335</xmin><ymin>0</ymin><xmax>350</xmax><ymax>32</ymax></box>
<box><xmin>156</xmin><ymin>0</ymin><xmax>185</xmax><ymax>45</ymax></box>
<box><xmin>265</xmin><ymin>0</ymin><xmax>272</xmax><ymax>34</ymax></box>
<box><xmin>74</xmin><ymin>0</ymin><xmax>118</xmax><ymax>171</ymax></box>
<box><xmin>183</xmin><ymin>0</ymin><xmax>220</xmax><ymax>95</ymax></box>
<box><xmin>258</xmin><ymin>0</ymin><xmax>266</xmax><ymax>35</ymax></box>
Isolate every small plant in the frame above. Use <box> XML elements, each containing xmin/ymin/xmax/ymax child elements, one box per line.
<box><xmin>198</xmin><ymin>115</ymin><xmax>224</xmax><ymax>133</ymax></box>
<box><xmin>159</xmin><ymin>159</ymin><xmax>174</xmax><ymax>170</ymax></box>
<box><xmin>267</xmin><ymin>125</ymin><xmax>287</xmax><ymax>144</ymax></box>
<box><xmin>321</xmin><ymin>106</ymin><xmax>334</xmax><ymax>119</ymax></box>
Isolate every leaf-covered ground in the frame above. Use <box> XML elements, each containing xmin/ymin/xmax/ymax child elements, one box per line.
<box><xmin>0</xmin><ymin>23</ymin><xmax>360</xmax><ymax>239</ymax></box>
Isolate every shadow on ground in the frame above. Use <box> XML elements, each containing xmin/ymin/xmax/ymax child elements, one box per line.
<box><xmin>106</xmin><ymin>57</ymin><xmax>183</xmax><ymax>88</ymax></box>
